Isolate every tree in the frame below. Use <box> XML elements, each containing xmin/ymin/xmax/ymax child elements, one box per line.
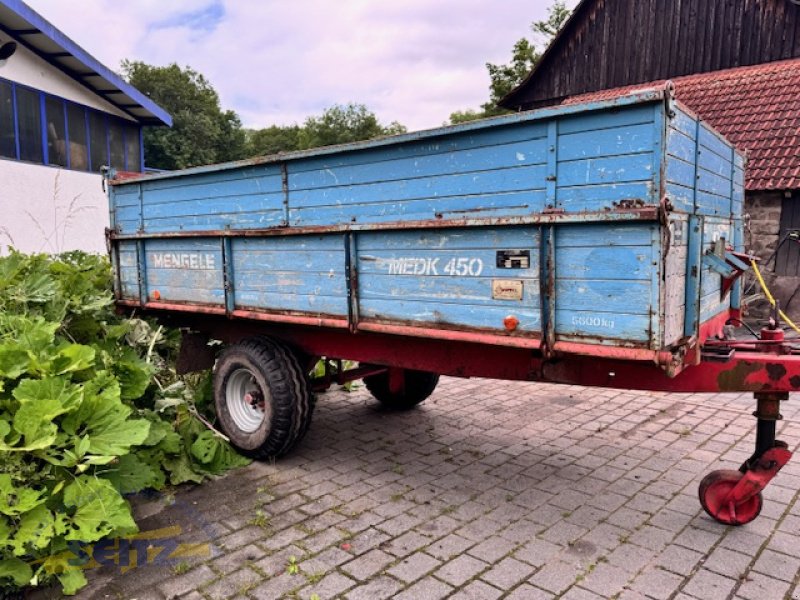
<box><xmin>245</xmin><ymin>125</ymin><xmax>302</xmax><ymax>157</ymax></box>
<box><xmin>121</xmin><ymin>61</ymin><xmax>247</xmax><ymax>170</ymax></box>
<box><xmin>450</xmin><ymin>1</ymin><xmax>571</xmax><ymax>123</ymax></box>
<box><xmin>297</xmin><ymin>103</ymin><xmax>406</xmax><ymax>150</ymax></box>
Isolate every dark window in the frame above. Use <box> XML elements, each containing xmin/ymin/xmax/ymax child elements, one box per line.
<box><xmin>45</xmin><ymin>96</ymin><xmax>67</xmax><ymax>167</ymax></box>
<box><xmin>123</xmin><ymin>123</ymin><xmax>141</xmax><ymax>172</ymax></box>
<box><xmin>0</xmin><ymin>81</ymin><xmax>14</xmax><ymax>159</ymax></box>
<box><xmin>775</xmin><ymin>193</ymin><xmax>800</xmax><ymax>277</ymax></box>
<box><xmin>15</xmin><ymin>86</ymin><xmax>42</xmax><ymax>163</ymax></box>
<box><xmin>66</xmin><ymin>103</ymin><xmax>88</xmax><ymax>170</ymax></box>
<box><xmin>88</xmin><ymin>111</ymin><xmax>107</xmax><ymax>171</ymax></box>
<box><xmin>108</xmin><ymin>120</ymin><xmax>125</xmax><ymax>170</ymax></box>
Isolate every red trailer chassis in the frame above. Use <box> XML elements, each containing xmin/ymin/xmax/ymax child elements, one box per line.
<box><xmin>134</xmin><ymin>302</ymin><xmax>798</xmax><ymax>526</ymax></box>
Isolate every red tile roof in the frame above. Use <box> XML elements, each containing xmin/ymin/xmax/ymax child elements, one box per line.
<box><xmin>558</xmin><ymin>58</ymin><xmax>800</xmax><ymax>191</ymax></box>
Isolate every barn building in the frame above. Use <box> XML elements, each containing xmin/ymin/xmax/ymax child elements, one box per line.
<box><xmin>501</xmin><ymin>0</ymin><xmax>800</xmax><ymax>322</ymax></box>
<box><xmin>0</xmin><ymin>0</ymin><xmax>171</xmax><ymax>255</ymax></box>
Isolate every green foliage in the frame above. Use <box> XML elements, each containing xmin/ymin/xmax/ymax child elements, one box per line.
<box><xmin>298</xmin><ymin>103</ymin><xmax>406</xmax><ymax>149</ymax></box>
<box><xmin>121</xmin><ymin>61</ymin><xmax>248</xmax><ymax>170</ymax></box>
<box><xmin>449</xmin><ymin>1</ymin><xmax>572</xmax><ymax>123</ymax></box>
<box><xmin>0</xmin><ymin>251</ymin><xmax>249</xmax><ymax>595</ymax></box>
<box><xmin>246</xmin><ymin>104</ymin><xmax>406</xmax><ymax>157</ymax></box>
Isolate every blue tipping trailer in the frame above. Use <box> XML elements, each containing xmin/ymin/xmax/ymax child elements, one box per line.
<box><xmin>108</xmin><ymin>85</ymin><xmax>800</xmax><ymax>524</ymax></box>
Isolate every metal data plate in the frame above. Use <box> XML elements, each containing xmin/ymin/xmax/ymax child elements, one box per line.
<box><xmin>496</xmin><ymin>250</ymin><xmax>530</xmax><ymax>269</ymax></box>
<box><xmin>492</xmin><ymin>279</ymin><xmax>524</xmax><ymax>301</ymax></box>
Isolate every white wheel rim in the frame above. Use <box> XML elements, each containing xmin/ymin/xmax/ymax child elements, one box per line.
<box><xmin>226</xmin><ymin>368</ymin><xmax>270</xmax><ymax>433</ymax></box>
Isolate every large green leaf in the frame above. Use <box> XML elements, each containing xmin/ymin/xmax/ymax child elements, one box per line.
<box><xmin>13</xmin><ymin>504</ymin><xmax>54</xmax><ymax>553</ymax></box>
<box><xmin>62</xmin><ymin>476</ymin><xmax>137</xmax><ymax>541</ymax></box>
<box><xmin>0</xmin><ymin>344</ymin><xmax>30</xmax><ymax>380</ymax></box>
<box><xmin>50</xmin><ymin>344</ymin><xmax>96</xmax><ymax>375</ymax></box>
<box><xmin>101</xmin><ymin>453</ymin><xmax>163</xmax><ymax>494</ymax></box>
<box><xmin>0</xmin><ymin>474</ymin><xmax>47</xmax><ymax>516</ymax></box>
<box><xmin>58</xmin><ymin>568</ymin><xmax>88</xmax><ymax>596</ymax></box>
<box><xmin>0</xmin><ymin>557</ymin><xmax>32</xmax><ymax>586</ymax></box>
<box><xmin>60</xmin><ymin>373</ymin><xmax>150</xmax><ymax>456</ymax></box>
<box><xmin>11</xmin><ymin>377</ymin><xmax>83</xmax><ymax>448</ymax></box>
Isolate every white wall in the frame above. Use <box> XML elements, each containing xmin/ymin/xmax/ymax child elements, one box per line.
<box><xmin>1</xmin><ymin>160</ymin><xmax>109</xmax><ymax>255</ymax></box>
<box><xmin>2</xmin><ymin>42</ymin><xmax>135</xmax><ymax>121</ymax></box>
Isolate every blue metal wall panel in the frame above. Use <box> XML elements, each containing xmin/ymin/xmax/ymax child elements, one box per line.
<box><xmin>117</xmin><ymin>241</ymin><xmax>139</xmax><ymax>300</ymax></box>
<box><xmin>143</xmin><ymin>239</ymin><xmax>224</xmax><ymax>304</ymax></box>
<box><xmin>231</xmin><ymin>235</ymin><xmax>348</xmax><ymax>317</ymax></box>
<box><xmin>553</xmin><ymin>222</ymin><xmax>657</xmax><ymax>344</ymax></box>
<box><xmin>357</xmin><ymin>227</ymin><xmax>540</xmax><ymax>334</ymax></box>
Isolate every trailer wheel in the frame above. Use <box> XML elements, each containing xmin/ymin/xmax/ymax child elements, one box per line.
<box><xmin>364</xmin><ymin>367</ymin><xmax>439</xmax><ymax>410</ymax></box>
<box><xmin>698</xmin><ymin>469</ymin><xmax>763</xmax><ymax>526</ymax></box>
<box><xmin>214</xmin><ymin>337</ymin><xmax>315</xmax><ymax>459</ymax></box>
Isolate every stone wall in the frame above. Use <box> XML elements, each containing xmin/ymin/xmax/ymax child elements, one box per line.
<box><xmin>743</xmin><ymin>190</ymin><xmax>800</xmax><ymax>324</ymax></box>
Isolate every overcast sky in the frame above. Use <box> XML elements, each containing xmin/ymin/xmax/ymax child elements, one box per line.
<box><xmin>26</xmin><ymin>0</ymin><xmax>577</xmax><ymax>131</ymax></box>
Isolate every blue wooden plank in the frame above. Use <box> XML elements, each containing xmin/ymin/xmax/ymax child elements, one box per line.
<box><xmin>143</xmin><ymin>211</ymin><xmax>286</xmax><ymax>233</ymax></box>
<box><xmin>289</xmin><ymin>164</ymin><xmax>548</xmax><ymax>208</ymax></box>
<box><xmin>235</xmin><ymin>235</ymin><xmax>345</xmax><ymax>252</ymax></box>
<box><xmin>665</xmin><ymin>157</ymin><xmax>695</xmax><ymax>190</ymax></box>
<box><xmin>734</xmin><ymin>153</ymin><xmax>745</xmax><ymax>170</ymax></box>
<box><xmin>557</xmin><ymin>103</ymin><xmax>655</xmax><ymax>135</ymax></box>
<box><xmin>697</xmin><ymin>168</ymin><xmax>733</xmax><ymax>198</ymax></box>
<box><xmin>666</xmin><ymin>127</ymin><xmax>695</xmax><ymax>162</ymax></box>
<box><xmin>358</xmin><ymin>227</ymin><xmax>538</xmax><ymax>251</ymax></box>
<box><xmin>695</xmin><ymin>190</ymin><xmax>731</xmax><ymax>216</ymax></box>
<box><xmin>555</xmin><ymin>222</ymin><xmax>657</xmax><ymax>247</ymax></box>
<box><xmin>140</xmin><ymin>175</ymin><xmax>284</xmax><ymax>206</ymax></box>
<box><xmin>140</xmin><ymin>165</ymin><xmax>283</xmax><ymax>192</ymax></box>
<box><xmin>289</xmin><ymin>138</ymin><xmax>548</xmax><ymax>190</ymax></box>
<box><xmin>359</xmin><ymin>297</ymin><xmax>541</xmax><ymax>332</ymax></box>
<box><xmin>235</xmin><ymin>270</ymin><xmax>348</xmax><ymax>296</ymax></box>
<box><xmin>665</xmin><ymin>182</ymin><xmax>694</xmax><ymax>213</ymax></box>
<box><xmin>554</xmin><ymin>310</ymin><xmax>651</xmax><ymax>342</ymax></box>
<box><xmin>357</xmin><ymin>248</ymin><xmax>537</xmax><ymax>278</ymax></box>
<box><xmin>697</xmin><ymin>148</ymin><xmax>732</xmax><ymax>179</ymax></box>
<box><xmin>557</xmin><ymin>152</ymin><xmax>654</xmax><ymax>186</ymax></box>
<box><xmin>235</xmin><ymin>290</ymin><xmax>347</xmax><ymax>314</ymax></box>
<box><xmin>142</xmin><ymin>193</ymin><xmax>284</xmax><ymax>220</ymax></box>
<box><xmin>112</xmin><ymin>186</ymin><xmax>141</xmax><ymax>208</ymax></box>
<box><xmin>558</xmin><ymin>122</ymin><xmax>656</xmax><ymax>161</ymax></box>
<box><xmin>290</xmin><ymin>191</ymin><xmax>543</xmax><ymax>227</ymax></box>
<box><xmin>556</xmin><ymin>181</ymin><xmax>656</xmax><ymax>212</ymax></box>
<box><xmin>115</xmin><ymin>205</ymin><xmax>141</xmax><ymax>227</ymax></box>
<box><xmin>359</xmin><ymin>273</ymin><xmax>540</xmax><ymax>308</ymax></box>
<box><xmin>555</xmin><ymin>246</ymin><xmax>655</xmax><ymax>281</ymax></box>
<box><xmin>698</xmin><ymin>124</ymin><xmax>733</xmax><ymax>162</ymax></box>
<box><xmin>556</xmin><ymin>279</ymin><xmax>651</xmax><ymax>314</ymax></box>
<box><xmin>670</xmin><ymin>107</ymin><xmax>697</xmax><ymax>139</ymax></box>
<box><xmin>232</xmin><ymin>251</ymin><xmax>344</xmax><ymax>273</ymax></box>
<box><xmin>289</xmin><ymin>122</ymin><xmax>549</xmax><ymax>175</ymax></box>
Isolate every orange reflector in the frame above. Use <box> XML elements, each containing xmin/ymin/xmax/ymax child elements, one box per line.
<box><xmin>152</xmin><ymin>290</ymin><xmax>161</xmax><ymax>300</ymax></box>
<box><xmin>503</xmin><ymin>315</ymin><xmax>519</xmax><ymax>331</ymax></box>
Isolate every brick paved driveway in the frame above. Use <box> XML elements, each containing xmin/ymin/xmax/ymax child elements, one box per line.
<box><xmin>69</xmin><ymin>378</ymin><xmax>800</xmax><ymax>600</ymax></box>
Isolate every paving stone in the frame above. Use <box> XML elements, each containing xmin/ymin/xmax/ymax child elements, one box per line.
<box><xmin>752</xmin><ymin>548</ymin><xmax>800</xmax><ymax>582</ymax></box>
<box><xmin>387</xmin><ymin>551</ymin><xmax>441</xmax><ymax>583</ymax></box>
<box><xmin>449</xmin><ymin>579</ymin><xmax>504</xmax><ymax>600</ymax></box>
<box><xmin>248</xmin><ymin>572</ymin><xmax>299</xmax><ymax>599</ymax></box>
<box><xmin>527</xmin><ymin>560</ymin><xmax>579</xmax><ymax>595</ymax></box>
<box><xmin>737</xmin><ymin>572</ymin><xmax>793</xmax><ymax>600</ymax></box>
<box><xmin>202</xmin><ymin>567</ymin><xmax>262</xmax><ymax>600</ymax></box>
<box><xmin>392</xmin><ymin>577</ymin><xmax>453</xmax><ymax>600</ymax></box>
<box><xmin>681</xmin><ymin>568</ymin><xmax>738</xmax><ymax>600</ymax></box>
<box><xmin>504</xmin><ymin>584</ymin><xmax>554</xmax><ymax>599</ymax></box>
<box><xmin>435</xmin><ymin>554</ymin><xmax>488</xmax><ymax>586</ymax></box>
<box><xmin>579</xmin><ymin>563</ymin><xmax>632</xmax><ymax>598</ymax></box>
<box><xmin>481</xmin><ymin>556</ymin><xmax>536</xmax><ymax>590</ymax></box>
<box><xmin>466</xmin><ymin>535</ymin><xmax>517</xmax><ymax>564</ymax></box>
<box><xmin>208</xmin><ymin>544</ymin><xmax>265</xmax><ymax>575</ymax></box>
<box><xmin>300</xmin><ymin>571</ymin><xmax>356</xmax><ymax>598</ymax></box>
<box><xmin>425</xmin><ymin>533</ymin><xmax>475</xmax><ymax>560</ymax></box>
<box><xmin>158</xmin><ymin>565</ymin><xmax>216</xmax><ymax>599</ymax></box>
<box><xmin>703</xmin><ymin>547</ymin><xmax>753</xmax><ymax>579</ymax></box>
<box><xmin>344</xmin><ymin>576</ymin><xmax>404</xmax><ymax>600</ymax></box>
<box><xmin>629</xmin><ymin>567</ymin><xmax>686</xmax><ymax>600</ymax></box>
<box><xmin>340</xmin><ymin>548</ymin><xmax>394</xmax><ymax>580</ymax></box>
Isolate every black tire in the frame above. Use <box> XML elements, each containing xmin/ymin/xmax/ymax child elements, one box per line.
<box><xmin>363</xmin><ymin>368</ymin><xmax>439</xmax><ymax>410</ymax></box>
<box><xmin>213</xmin><ymin>337</ymin><xmax>315</xmax><ymax>458</ymax></box>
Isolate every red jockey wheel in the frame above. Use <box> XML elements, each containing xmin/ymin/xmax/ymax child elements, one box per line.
<box><xmin>698</xmin><ymin>470</ymin><xmax>763</xmax><ymax>526</ymax></box>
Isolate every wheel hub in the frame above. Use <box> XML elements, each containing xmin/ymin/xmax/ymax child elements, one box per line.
<box><xmin>226</xmin><ymin>368</ymin><xmax>270</xmax><ymax>433</ymax></box>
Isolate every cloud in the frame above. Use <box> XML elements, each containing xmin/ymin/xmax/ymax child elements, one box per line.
<box><xmin>26</xmin><ymin>0</ymin><xmax>576</xmax><ymax>131</ymax></box>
